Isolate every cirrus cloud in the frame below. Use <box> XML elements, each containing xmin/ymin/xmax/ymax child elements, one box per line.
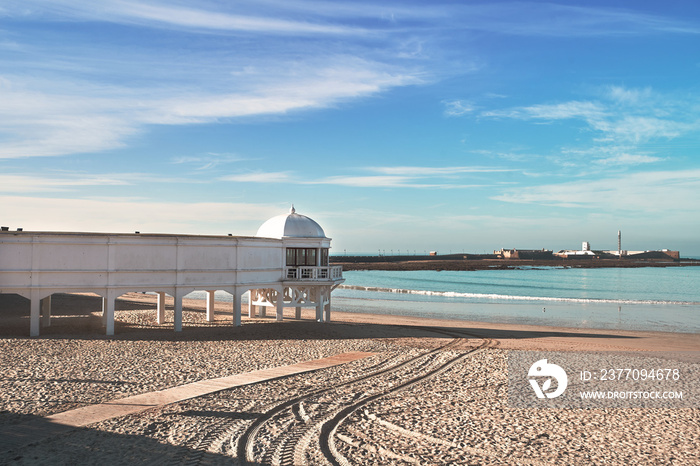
<box><xmin>493</xmin><ymin>169</ymin><xmax>700</xmax><ymax>212</ymax></box>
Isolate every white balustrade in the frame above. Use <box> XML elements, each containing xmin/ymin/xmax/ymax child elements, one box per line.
<box><xmin>284</xmin><ymin>266</ymin><xmax>343</xmax><ymax>281</ymax></box>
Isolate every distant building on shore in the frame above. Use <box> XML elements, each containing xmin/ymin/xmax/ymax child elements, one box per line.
<box><xmin>555</xmin><ymin>240</ymin><xmax>679</xmax><ymax>260</ymax></box>
<box><xmin>495</xmin><ymin>248</ymin><xmax>554</xmax><ymax>260</ymax></box>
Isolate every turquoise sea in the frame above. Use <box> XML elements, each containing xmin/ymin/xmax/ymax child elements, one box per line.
<box><xmin>333</xmin><ymin>267</ymin><xmax>700</xmax><ymax>333</ymax></box>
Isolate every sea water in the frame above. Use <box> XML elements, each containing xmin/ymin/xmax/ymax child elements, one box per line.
<box><xmin>333</xmin><ymin>267</ymin><xmax>700</xmax><ymax>333</ymax></box>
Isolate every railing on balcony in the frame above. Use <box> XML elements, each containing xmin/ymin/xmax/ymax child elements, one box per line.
<box><xmin>285</xmin><ymin>265</ymin><xmax>343</xmax><ymax>281</ymax></box>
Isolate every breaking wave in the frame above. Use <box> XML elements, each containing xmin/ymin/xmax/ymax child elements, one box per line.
<box><xmin>337</xmin><ymin>285</ymin><xmax>698</xmax><ymax>306</ymax></box>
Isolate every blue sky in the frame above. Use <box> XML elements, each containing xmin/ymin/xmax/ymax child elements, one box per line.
<box><xmin>1</xmin><ymin>1</ymin><xmax>699</xmax><ymax>255</ymax></box>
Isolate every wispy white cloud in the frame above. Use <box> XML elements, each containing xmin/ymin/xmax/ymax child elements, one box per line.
<box><xmin>218</xmin><ymin>165</ymin><xmax>510</xmax><ymax>188</ymax></box>
<box><xmin>557</xmin><ymin>146</ymin><xmax>665</xmax><ymax>168</ymax></box>
<box><xmin>7</xmin><ymin>1</ymin><xmax>699</xmax><ymax>38</ymax></box>
<box><xmin>589</xmin><ymin>116</ymin><xmax>689</xmax><ymax>144</ymax></box>
<box><xmin>449</xmin><ymin>3</ymin><xmax>700</xmax><ymax>37</ymax></box>
<box><xmin>155</xmin><ymin>58</ymin><xmax>420</xmax><ymax>122</ymax></box>
<box><xmin>493</xmin><ymin>169</ymin><xmax>700</xmax><ymax>212</ymax></box>
<box><xmin>0</xmin><ymin>172</ymin><xmax>204</xmax><ymax>193</ymax></box>
<box><xmin>369</xmin><ymin>166</ymin><xmax>515</xmax><ymax>176</ymax></box>
<box><xmin>481</xmin><ymin>86</ymin><xmax>700</xmax><ymax>169</ymax></box>
<box><xmin>0</xmin><ymin>77</ymin><xmax>142</xmax><ymax>158</ymax></box>
<box><xmin>606</xmin><ymin>85</ymin><xmax>653</xmax><ymax>105</ymax></box>
<box><xmin>219</xmin><ymin>171</ymin><xmax>292</xmax><ymax>183</ymax></box>
<box><xmin>5</xmin><ymin>0</ymin><xmax>370</xmax><ymax>36</ymax></box>
<box><xmin>308</xmin><ymin>165</ymin><xmax>505</xmax><ymax>188</ymax></box>
<box><xmin>171</xmin><ymin>153</ymin><xmax>246</xmax><ymax>170</ymax></box>
<box><xmin>309</xmin><ymin>175</ymin><xmax>438</xmax><ymax>188</ymax></box>
<box><xmin>443</xmin><ymin>100</ymin><xmax>475</xmax><ymax>117</ymax></box>
<box><xmin>482</xmin><ymin>101</ymin><xmax>606</xmax><ymax>121</ymax></box>
<box><xmin>242</xmin><ymin>0</ymin><xmax>449</xmax><ymax>23</ymax></box>
<box><xmin>0</xmin><ymin>174</ymin><xmax>128</xmax><ymax>192</ymax></box>
<box><xmin>0</xmin><ymin>56</ymin><xmax>421</xmax><ymax>158</ymax></box>
<box><xmin>594</xmin><ymin>153</ymin><xmax>664</xmax><ymax>166</ymax></box>
<box><xmin>0</xmin><ymin>40</ymin><xmax>23</xmax><ymax>51</ymax></box>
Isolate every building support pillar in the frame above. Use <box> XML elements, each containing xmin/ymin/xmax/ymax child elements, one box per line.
<box><xmin>40</xmin><ymin>295</ymin><xmax>52</xmax><ymax>328</ymax></box>
<box><xmin>323</xmin><ymin>294</ymin><xmax>331</xmax><ymax>323</ymax></box>
<box><xmin>248</xmin><ymin>290</ymin><xmax>256</xmax><ymax>318</ymax></box>
<box><xmin>101</xmin><ymin>297</ymin><xmax>107</xmax><ymax>326</ymax></box>
<box><xmin>174</xmin><ymin>291</ymin><xmax>183</xmax><ymax>332</ymax></box>
<box><xmin>30</xmin><ymin>293</ymin><xmax>41</xmax><ymax>337</ymax></box>
<box><xmin>156</xmin><ymin>292</ymin><xmax>166</xmax><ymax>324</ymax></box>
<box><xmin>276</xmin><ymin>290</ymin><xmax>284</xmax><ymax>322</ymax></box>
<box><xmin>316</xmin><ymin>296</ymin><xmax>324</xmax><ymax>322</ymax></box>
<box><xmin>233</xmin><ymin>288</ymin><xmax>241</xmax><ymax>327</ymax></box>
<box><xmin>206</xmin><ymin>290</ymin><xmax>216</xmax><ymax>322</ymax></box>
<box><xmin>104</xmin><ymin>290</ymin><xmax>117</xmax><ymax>336</ymax></box>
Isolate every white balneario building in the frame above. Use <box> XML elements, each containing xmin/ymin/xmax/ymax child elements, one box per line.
<box><xmin>0</xmin><ymin>207</ymin><xmax>343</xmax><ymax>337</ymax></box>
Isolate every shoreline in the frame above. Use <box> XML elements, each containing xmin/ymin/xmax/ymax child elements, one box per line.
<box><xmin>1</xmin><ymin>292</ymin><xmax>697</xmax><ymax>354</ymax></box>
<box><xmin>329</xmin><ymin>308</ymin><xmax>700</xmax><ymax>355</ymax></box>
<box><xmin>332</xmin><ymin>256</ymin><xmax>700</xmax><ymax>271</ymax></box>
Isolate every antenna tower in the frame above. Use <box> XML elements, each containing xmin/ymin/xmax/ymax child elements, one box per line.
<box><xmin>618</xmin><ymin>230</ymin><xmax>622</xmax><ymax>256</ymax></box>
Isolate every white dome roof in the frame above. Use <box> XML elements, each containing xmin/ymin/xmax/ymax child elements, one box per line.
<box><xmin>256</xmin><ymin>206</ymin><xmax>326</xmax><ymax>239</ymax></box>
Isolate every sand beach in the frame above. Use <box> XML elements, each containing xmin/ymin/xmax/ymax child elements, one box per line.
<box><xmin>0</xmin><ymin>292</ymin><xmax>698</xmax><ymax>464</ymax></box>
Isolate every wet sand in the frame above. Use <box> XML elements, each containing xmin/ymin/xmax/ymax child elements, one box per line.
<box><xmin>3</xmin><ymin>291</ymin><xmax>697</xmax><ymax>353</ymax></box>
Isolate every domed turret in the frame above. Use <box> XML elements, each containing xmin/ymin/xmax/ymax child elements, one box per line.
<box><xmin>256</xmin><ymin>206</ymin><xmax>326</xmax><ymax>239</ymax></box>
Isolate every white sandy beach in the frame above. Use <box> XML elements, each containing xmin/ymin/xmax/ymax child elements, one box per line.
<box><xmin>0</xmin><ymin>292</ymin><xmax>698</xmax><ymax>464</ymax></box>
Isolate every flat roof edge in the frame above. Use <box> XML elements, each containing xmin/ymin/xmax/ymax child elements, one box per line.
<box><xmin>0</xmin><ymin>231</ymin><xmax>278</xmax><ymax>241</ymax></box>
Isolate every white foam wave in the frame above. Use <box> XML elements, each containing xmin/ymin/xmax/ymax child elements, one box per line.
<box><xmin>337</xmin><ymin>285</ymin><xmax>698</xmax><ymax>306</ymax></box>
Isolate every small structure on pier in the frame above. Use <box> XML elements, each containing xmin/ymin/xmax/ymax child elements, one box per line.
<box><xmin>0</xmin><ymin>207</ymin><xmax>343</xmax><ymax>336</ymax></box>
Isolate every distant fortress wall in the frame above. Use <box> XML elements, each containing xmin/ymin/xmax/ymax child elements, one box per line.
<box><xmin>622</xmin><ymin>249</ymin><xmax>680</xmax><ymax>260</ymax></box>
<box><xmin>555</xmin><ymin>248</ymin><xmax>681</xmax><ymax>260</ymax></box>
<box><xmin>665</xmin><ymin>250</ymin><xmax>681</xmax><ymax>260</ymax></box>
<box><xmin>495</xmin><ymin>249</ymin><xmax>554</xmax><ymax>260</ymax></box>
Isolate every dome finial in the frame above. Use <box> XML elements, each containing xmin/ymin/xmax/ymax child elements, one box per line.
<box><xmin>290</xmin><ymin>204</ymin><xmax>296</xmax><ymax>214</ymax></box>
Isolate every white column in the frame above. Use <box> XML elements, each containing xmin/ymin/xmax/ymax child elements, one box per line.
<box><xmin>248</xmin><ymin>290</ymin><xmax>256</xmax><ymax>318</ymax></box>
<box><xmin>276</xmin><ymin>289</ymin><xmax>284</xmax><ymax>321</ymax></box>
<box><xmin>102</xmin><ymin>297</ymin><xmax>108</xmax><ymax>326</ymax></box>
<box><xmin>156</xmin><ymin>292</ymin><xmax>166</xmax><ymax>324</ymax></box>
<box><xmin>233</xmin><ymin>288</ymin><xmax>241</xmax><ymax>327</ymax></box>
<box><xmin>30</xmin><ymin>293</ymin><xmax>41</xmax><ymax>337</ymax></box>
<box><xmin>206</xmin><ymin>290</ymin><xmax>216</xmax><ymax>322</ymax></box>
<box><xmin>174</xmin><ymin>292</ymin><xmax>183</xmax><ymax>332</ymax></box>
<box><xmin>41</xmin><ymin>295</ymin><xmax>52</xmax><ymax>328</ymax></box>
<box><xmin>324</xmin><ymin>294</ymin><xmax>331</xmax><ymax>322</ymax></box>
<box><xmin>105</xmin><ymin>290</ymin><xmax>117</xmax><ymax>336</ymax></box>
<box><xmin>316</xmin><ymin>296</ymin><xmax>324</xmax><ymax>322</ymax></box>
